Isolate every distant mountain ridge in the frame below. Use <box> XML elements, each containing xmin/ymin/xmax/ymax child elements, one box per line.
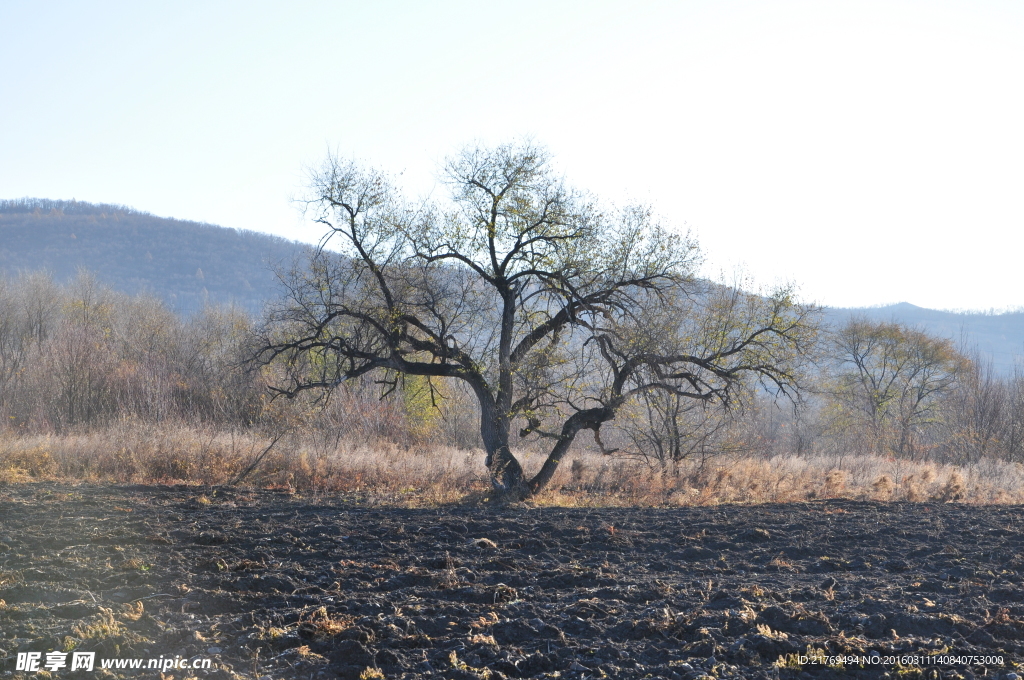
<box><xmin>827</xmin><ymin>302</ymin><xmax>1024</xmax><ymax>374</ymax></box>
<box><xmin>0</xmin><ymin>198</ymin><xmax>310</xmax><ymax>314</ymax></box>
<box><xmin>3</xmin><ymin>199</ymin><xmax>1023</xmax><ymax>371</ymax></box>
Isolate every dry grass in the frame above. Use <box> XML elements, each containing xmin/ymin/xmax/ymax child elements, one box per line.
<box><xmin>4</xmin><ymin>423</ymin><xmax>1024</xmax><ymax>505</ymax></box>
<box><xmin>298</xmin><ymin>606</ymin><xmax>354</xmax><ymax>640</ymax></box>
<box><xmin>0</xmin><ymin>422</ymin><xmax>485</xmax><ymax>504</ymax></box>
<box><xmin>535</xmin><ymin>450</ymin><xmax>1024</xmax><ymax>505</ymax></box>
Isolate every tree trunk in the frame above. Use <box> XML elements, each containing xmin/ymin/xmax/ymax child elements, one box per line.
<box><xmin>488</xmin><ymin>444</ymin><xmax>527</xmax><ymax>497</ymax></box>
<box><xmin>528</xmin><ymin>432</ymin><xmax>577</xmax><ymax>496</ymax></box>
<box><xmin>477</xmin><ymin>394</ymin><xmax>527</xmax><ymax>497</ymax></box>
<box><xmin>528</xmin><ymin>406</ymin><xmax>615</xmax><ymax>496</ymax></box>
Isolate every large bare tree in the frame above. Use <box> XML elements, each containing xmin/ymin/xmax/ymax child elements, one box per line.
<box><xmin>255</xmin><ymin>142</ymin><xmax>818</xmax><ymax>497</ymax></box>
<box><xmin>826</xmin><ymin>318</ymin><xmax>967</xmax><ymax>460</ymax></box>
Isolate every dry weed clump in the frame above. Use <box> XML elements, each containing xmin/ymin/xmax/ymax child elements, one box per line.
<box><xmin>72</xmin><ymin>607</ymin><xmax>128</xmax><ymax>641</ymax></box>
<box><xmin>4</xmin><ymin>423</ymin><xmax>1024</xmax><ymax>505</ymax></box>
<box><xmin>936</xmin><ymin>471</ymin><xmax>967</xmax><ymax>502</ymax></box>
<box><xmin>298</xmin><ymin>606</ymin><xmax>354</xmax><ymax>640</ymax></box>
<box><xmin>872</xmin><ymin>474</ymin><xmax>895</xmax><ymax>500</ymax></box>
<box><xmin>822</xmin><ymin>469</ymin><xmax>846</xmax><ymax>498</ymax></box>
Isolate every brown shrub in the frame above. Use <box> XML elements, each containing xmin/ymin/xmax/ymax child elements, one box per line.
<box><xmin>934</xmin><ymin>471</ymin><xmax>967</xmax><ymax>502</ymax></box>
<box><xmin>823</xmin><ymin>469</ymin><xmax>846</xmax><ymax>497</ymax></box>
<box><xmin>903</xmin><ymin>474</ymin><xmax>925</xmax><ymax>502</ymax></box>
<box><xmin>872</xmin><ymin>475</ymin><xmax>895</xmax><ymax>499</ymax></box>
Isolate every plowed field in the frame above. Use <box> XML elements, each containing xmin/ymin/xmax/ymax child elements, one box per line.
<box><xmin>2</xmin><ymin>484</ymin><xmax>1024</xmax><ymax>679</ymax></box>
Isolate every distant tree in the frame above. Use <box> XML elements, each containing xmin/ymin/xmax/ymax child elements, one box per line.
<box><xmin>0</xmin><ymin>269</ymin><xmax>268</xmax><ymax>432</ymax></box>
<box><xmin>935</xmin><ymin>345</ymin><xmax>1024</xmax><ymax>465</ymax></box>
<box><xmin>255</xmin><ymin>142</ymin><xmax>818</xmax><ymax>498</ymax></box>
<box><xmin>617</xmin><ymin>380</ymin><xmax>736</xmax><ymax>473</ymax></box>
<box><xmin>825</xmin><ymin>318</ymin><xmax>967</xmax><ymax>460</ymax></box>
<box><xmin>0</xmin><ymin>277</ymin><xmax>27</xmax><ymax>410</ymax></box>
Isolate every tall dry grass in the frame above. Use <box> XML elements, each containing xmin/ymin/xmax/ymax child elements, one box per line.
<box><xmin>0</xmin><ymin>422</ymin><xmax>486</xmax><ymax>504</ymax></box>
<box><xmin>522</xmin><ymin>450</ymin><xmax>1024</xmax><ymax>506</ymax></box>
<box><xmin>4</xmin><ymin>423</ymin><xmax>1024</xmax><ymax>506</ymax></box>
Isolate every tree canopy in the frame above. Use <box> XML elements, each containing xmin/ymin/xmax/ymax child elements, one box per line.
<box><xmin>255</xmin><ymin>141</ymin><xmax>819</xmax><ymax>497</ymax></box>
<box><xmin>825</xmin><ymin>317</ymin><xmax>967</xmax><ymax>459</ymax></box>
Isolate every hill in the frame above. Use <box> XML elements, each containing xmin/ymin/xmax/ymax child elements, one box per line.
<box><xmin>3</xmin><ymin>199</ymin><xmax>1023</xmax><ymax>369</ymax></box>
<box><xmin>828</xmin><ymin>302</ymin><xmax>1024</xmax><ymax>374</ymax></box>
<box><xmin>0</xmin><ymin>198</ymin><xmax>310</xmax><ymax>314</ymax></box>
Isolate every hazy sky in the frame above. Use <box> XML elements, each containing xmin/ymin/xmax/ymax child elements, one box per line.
<box><xmin>2</xmin><ymin>1</ymin><xmax>1022</xmax><ymax>311</ymax></box>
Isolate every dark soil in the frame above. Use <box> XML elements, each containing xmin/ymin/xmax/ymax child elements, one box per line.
<box><xmin>2</xmin><ymin>484</ymin><xmax>1024</xmax><ymax>679</ymax></box>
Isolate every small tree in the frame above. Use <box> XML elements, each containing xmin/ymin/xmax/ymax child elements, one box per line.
<box><xmin>255</xmin><ymin>142</ymin><xmax>818</xmax><ymax>497</ymax></box>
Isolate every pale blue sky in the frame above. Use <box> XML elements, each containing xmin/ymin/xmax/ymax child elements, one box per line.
<box><xmin>2</xmin><ymin>1</ymin><xmax>1022</xmax><ymax>310</ymax></box>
